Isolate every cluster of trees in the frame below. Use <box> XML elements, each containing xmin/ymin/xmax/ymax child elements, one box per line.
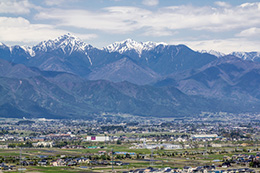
<box><xmin>221</xmin><ymin>130</ymin><xmax>252</xmax><ymax>139</ymax></box>
<box><xmin>53</xmin><ymin>141</ymin><xmax>68</xmax><ymax>148</ymax></box>
<box><xmin>0</xmin><ymin>129</ymin><xmax>18</xmax><ymax>135</ymax></box>
<box><xmin>250</xmin><ymin>160</ymin><xmax>260</xmax><ymax>167</ymax></box>
<box><xmin>8</xmin><ymin>141</ymin><xmax>33</xmax><ymax>148</ymax></box>
<box><xmin>101</xmin><ymin>125</ymin><xmax>124</xmax><ymax>132</ymax></box>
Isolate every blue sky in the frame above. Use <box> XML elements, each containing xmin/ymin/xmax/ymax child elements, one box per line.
<box><xmin>0</xmin><ymin>0</ymin><xmax>260</xmax><ymax>53</ymax></box>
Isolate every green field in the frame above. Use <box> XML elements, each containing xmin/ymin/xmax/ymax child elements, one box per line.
<box><xmin>1</xmin><ymin>144</ymin><xmax>260</xmax><ymax>172</ymax></box>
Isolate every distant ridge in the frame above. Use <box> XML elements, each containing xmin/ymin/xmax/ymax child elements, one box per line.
<box><xmin>200</xmin><ymin>49</ymin><xmax>260</xmax><ymax>62</ymax></box>
<box><xmin>1</xmin><ymin>34</ymin><xmax>260</xmax><ymax>119</ymax></box>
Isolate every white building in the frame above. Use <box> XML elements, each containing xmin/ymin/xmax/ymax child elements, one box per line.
<box><xmin>191</xmin><ymin>134</ymin><xmax>218</xmax><ymax>139</ymax></box>
<box><xmin>144</xmin><ymin>144</ymin><xmax>182</xmax><ymax>150</ymax></box>
<box><xmin>84</xmin><ymin>136</ymin><xmax>110</xmax><ymax>142</ymax></box>
<box><xmin>32</xmin><ymin>141</ymin><xmax>53</xmax><ymax>147</ymax></box>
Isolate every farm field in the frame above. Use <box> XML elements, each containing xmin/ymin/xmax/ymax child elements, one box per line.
<box><xmin>1</xmin><ymin>145</ymin><xmax>260</xmax><ymax>172</ymax></box>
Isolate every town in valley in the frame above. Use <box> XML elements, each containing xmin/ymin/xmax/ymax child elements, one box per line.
<box><xmin>1</xmin><ymin>113</ymin><xmax>260</xmax><ymax>172</ymax></box>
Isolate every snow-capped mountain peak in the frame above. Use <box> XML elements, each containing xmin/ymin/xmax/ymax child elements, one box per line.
<box><xmin>199</xmin><ymin>50</ymin><xmax>226</xmax><ymax>58</ymax></box>
<box><xmin>33</xmin><ymin>33</ymin><xmax>92</xmax><ymax>54</ymax></box>
<box><xmin>5</xmin><ymin>45</ymin><xmax>36</xmax><ymax>59</ymax></box>
<box><xmin>20</xmin><ymin>46</ymin><xmax>35</xmax><ymax>57</ymax></box>
<box><xmin>103</xmin><ymin>39</ymin><xmax>167</xmax><ymax>55</ymax></box>
<box><xmin>0</xmin><ymin>42</ymin><xmax>9</xmax><ymax>48</ymax></box>
<box><xmin>230</xmin><ymin>52</ymin><xmax>260</xmax><ymax>61</ymax></box>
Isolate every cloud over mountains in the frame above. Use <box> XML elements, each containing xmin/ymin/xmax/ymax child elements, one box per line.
<box><xmin>0</xmin><ymin>0</ymin><xmax>259</xmax><ymax>53</ymax></box>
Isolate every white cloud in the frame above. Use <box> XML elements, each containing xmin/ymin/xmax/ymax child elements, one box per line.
<box><xmin>35</xmin><ymin>2</ymin><xmax>260</xmax><ymax>36</ymax></box>
<box><xmin>158</xmin><ymin>3</ymin><xmax>260</xmax><ymax>32</ymax></box>
<box><xmin>1</xmin><ymin>1</ymin><xmax>260</xmax><ymax>52</ymax></box>
<box><xmin>142</xmin><ymin>0</ymin><xmax>159</xmax><ymax>6</ymax></box>
<box><xmin>214</xmin><ymin>1</ymin><xmax>231</xmax><ymax>8</ymax></box>
<box><xmin>143</xmin><ymin>29</ymin><xmax>176</xmax><ymax>37</ymax></box>
<box><xmin>44</xmin><ymin>0</ymin><xmax>65</xmax><ymax>6</ymax></box>
<box><xmin>0</xmin><ymin>0</ymin><xmax>33</xmax><ymax>14</ymax></box>
<box><xmin>237</xmin><ymin>27</ymin><xmax>260</xmax><ymax>38</ymax></box>
<box><xmin>35</xmin><ymin>7</ymin><xmax>151</xmax><ymax>34</ymax></box>
<box><xmin>0</xmin><ymin>17</ymin><xmax>97</xmax><ymax>45</ymax></box>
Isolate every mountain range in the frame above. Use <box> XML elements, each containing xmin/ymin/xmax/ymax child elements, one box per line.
<box><xmin>1</xmin><ymin>33</ymin><xmax>260</xmax><ymax>119</ymax></box>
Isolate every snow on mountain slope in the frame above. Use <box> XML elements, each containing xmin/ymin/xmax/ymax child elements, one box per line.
<box><xmin>0</xmin><ymin>42</ymin><xmax>5</xmax><ymax>47</ymax></box>
<box><xmin>199</xmin><ymin>50</ymin><xmax>226</xmax><ymax>58</ymax></box>
<box><xmin>20</xmin><ymin>46</ymin><xmax>35</xmax><ymax>57</ymax></box>
<box><xmin>103</xmin><ymin>38</ymin><xmax>167</xmax><ymax>55</ymax></box>
<box><xmin>230</xmin><ymin>52</ymin><xmax>260</xmax><ymax>62</ymax></box>
<box><xmin>1</xmin><ymin>33</ymin><xmax>94</xmax><ymax>60</ymax></box>
<box><xmin>33</xmin><ymin>33</ymin><xmax>93</xmax><ymax>55</ymax></box>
